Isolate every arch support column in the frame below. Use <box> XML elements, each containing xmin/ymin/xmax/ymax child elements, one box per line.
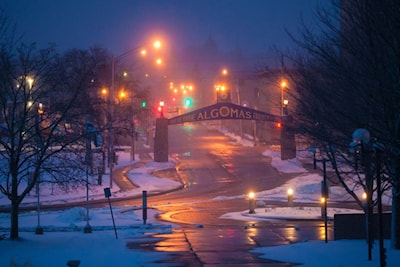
<box><xmin>280</xmin><ymin>116</ymin><xmax>296</xmax><ymax>160</ymax></box>
<box><xmin>154</xmin><ymin>117</ymin><xmax>169</xmax><ymax>162</ymax></box>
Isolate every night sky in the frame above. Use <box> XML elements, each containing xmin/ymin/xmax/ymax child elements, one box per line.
<box><xmin>2</xmin><ymin>0</ymin><xmax>327</xmax><ymax>55</ymax></box>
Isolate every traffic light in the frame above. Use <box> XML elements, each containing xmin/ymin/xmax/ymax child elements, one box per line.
<box><xmin>141</xmin><ymin>101</ymin><xmax>147</xmax><ymax>108</ymax></box>
<box><xmin>158</xmin><ymin>101</ymin><xmax>164</xmax><ymax>117</ymax></box>
<box><xmin>184</xmin><ymin>97</ymin><xmax>193</xmax><ymax>108</ymax></box>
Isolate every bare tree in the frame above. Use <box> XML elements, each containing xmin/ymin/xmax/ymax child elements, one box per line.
<box><xmin>0</xmin><ymin>10</ymin><xmax>105</xmax><ymax>239</ymax></box>
<box><xmin>286</xmin><ymin>0</ymin><xmax>400</xmax><ymax>248</ymax></box>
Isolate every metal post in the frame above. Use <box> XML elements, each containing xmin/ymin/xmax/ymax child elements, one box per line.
<box><xmin>108</xmin><ymin>196</ymin><xmax>118</xmax><ymax>239</ymax></box>
<box><xmin>323</xmin><ymin>160</ymin><xmax>328</xmax><ymax>243</ymax></box>
<box><xmin>363</xmin><ymin>143</ymin><xmax>373</xmax><ymax>261</ymax></box>
<box><xmin>142</xmin><ymin>191</ymin><xmax>147</xmax><ymax>224</ymax></box>
<box><xmin>109</xmin><ymin>58</ymin><xmax>115</xmax><ymax>188</ymax></box>
<box><xmin>104</xmin><ymin>188</ymin><xmax>117</xmax><ymax>239</ymax></box>
<box><xmin>35</xmin><ymin>176</ymin><xmax>43</xmax><ymax>235</ymax></box>
<box><xmin>84</xmin><ymin>163</ymin><xmax>92</xmax><ymax>233</ymax></box>
<box><xmin>281</xmin><ymin>84</ymin><xmax>284</xmax><ymax>116</ymax></box>
<box><xmin>130</xmin><ymin>125</ymin><xmax>135</xmax><ymax>161</ymax></box>
<box><xmin>376</xmin><ymin>150</ymin><xmax>386</xmax><ymax>267</ymax></box>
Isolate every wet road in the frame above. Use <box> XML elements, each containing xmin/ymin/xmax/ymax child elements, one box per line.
<box><xmin>120</xmin><ymin>124</ymin><xmax>333</xmax><ymax>266</ymax></box>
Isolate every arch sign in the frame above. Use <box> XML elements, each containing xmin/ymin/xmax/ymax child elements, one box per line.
<box><xmin>154</xmin><ymin>102</ymin><xmax>295</xmax><ymax>162</ymax></box>
<box><xmin>168</xmin><ymin>102</ymin><xmax>281</xmax><ymax>125</ymax></box>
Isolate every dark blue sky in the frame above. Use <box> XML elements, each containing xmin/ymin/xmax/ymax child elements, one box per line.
<box><xmin>2</xmin><ymin>0</ymin><xmax>328</xmax><ymax>55</ymax></box>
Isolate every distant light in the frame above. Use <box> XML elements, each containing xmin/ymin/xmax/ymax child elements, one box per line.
<box><xmin>287</xmin><ymin>188</ymin><xmax>293</xmax><ymax>196</ymax></box>
<box><xmin>26</xmin><ymin>76</ymin><xmax>34</xmax><ymax>89</ymax></box>
<box><xmin>362</xmin><ymin>192</ymin><xmax>367</xmax><ymax>200</ymax></box>
<box><xmin>153</xmin><ymin>40</ymin><xmax>161</xmax><ymax>49</ymax></box>
<box><xmin>184</xmin><ymin>97</ymin><xmax>193</xmax><ymax>107</ymax></box>
<box><xmin>248</xmin><ymin>191</ymin><xmax>255</xmax><ymax>199</ymax></box>
<box><xmin>119</xmin><ymin>90</ymin><xmax>126</xmax><ymax>99</ymax></box>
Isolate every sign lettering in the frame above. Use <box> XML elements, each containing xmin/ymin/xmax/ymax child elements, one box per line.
<box><xmin>168</xmin><ymin>102</ymin><xmax>281</xmax><ymax>125</ymax></box>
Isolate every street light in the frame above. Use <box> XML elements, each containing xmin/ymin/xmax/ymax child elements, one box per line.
<box><xmin>310</xmin><ymin>146</ymin><xmax>329</xmax><ymax>243</ymax></box>
<box><xmin>108</xmin><ymin>39</ymin><xmax>162</xmax><ymax>188</ymax></box>
<box><xmin>350</xmin><ymin>128</ymin><xmax>386</xmax><ymax>264</ymax></box>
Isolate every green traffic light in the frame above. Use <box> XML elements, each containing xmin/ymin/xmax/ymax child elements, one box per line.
<box><xmin>184</xmin><ymin>97</ymin><xmax>193</xmax><ymax>107</ymax></box>
<box><xmin>141</xmin><ymin>101</ymin><xmax>147</xmax><ymax>108</ymax></box>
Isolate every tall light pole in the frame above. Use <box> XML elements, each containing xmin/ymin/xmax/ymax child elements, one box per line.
<box><xmin>108</xmin><ymin>40</ymin><xmax>162</xmax><ymax>188</ymax></box>
<box><xmin>351</xmin><ymin>128</ymin><xmax>386</xmax><ymax>265</ymax></box>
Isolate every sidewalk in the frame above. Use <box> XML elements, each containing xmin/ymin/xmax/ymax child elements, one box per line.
<box><xmin>0</xmin><ymin>150</ymin><xmax>182</xmax><ymax>212</ymax></box>
<box><xmin>112</xmin><ymin>152</ymin><xmax>154</xmax><ymax>191</ymax></box>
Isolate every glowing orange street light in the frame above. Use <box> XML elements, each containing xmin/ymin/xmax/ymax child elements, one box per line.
<box><xmin>153</xmin><ymin>40</ymin><xmax>161</xmax><ymax>49</ymax></box>
<box><xmin>119</xmin><ymin>90</ymin><xmax>127</xmax><ymax>99</ymax></box>
<box><xmin>156</xmin><ymin>58</ymin><xmax>163</xmax><ymax>65</ymax></box>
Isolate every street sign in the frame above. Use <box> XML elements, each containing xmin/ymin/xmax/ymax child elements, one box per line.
<box><xmin>104</xmin><ymin>187</ymin><xmax>111</xmax><ymax>198</ymax></box>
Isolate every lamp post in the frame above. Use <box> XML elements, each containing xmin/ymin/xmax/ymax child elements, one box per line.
<box><xmin>310</xmin><ymin>146</ymin><xmax>329</xmax><ymax>243</ymax></box>
<box><xmin>28</xmin><ymin>78</ymin><xmax>44</xmax><ymax>235</ymax></box>
<box><xmin>321</xmin><ymin>159</ymin><xmax>328</xmax><ymax>243</ymax></box>
<box><xmin>350</xmin><ymin>128</ymin><xmax>373</xmax><ymax>260</ymax></box>
<box><xmin>248</xmin><ymin>191</ymin><xmax>256</xmax><ymax>214</ymax></box>
<box><xmin>108</xmin><ymin>40</ymin><xmax>161</xmax><ymax>188</ymax></box>
<box><xmin>287</xmin><ymin>188</ymin><xmax>294</xmax><ymax>206</ymax></box>
<box><xmin>350</xmin><ymin>128</ymin><xmax>386</xmax><ymax>264</ymax></box>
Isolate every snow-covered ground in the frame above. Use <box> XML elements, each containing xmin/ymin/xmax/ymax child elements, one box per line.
<box><xmin>0</xmin><ymin>134</ymin><xmax>398</xmax><ymax>267</ymax></box>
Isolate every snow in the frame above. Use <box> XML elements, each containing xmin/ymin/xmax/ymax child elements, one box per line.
<box><xmin>0</xmin><ymin>138</ymin><xmax>399</xmax><ymax>267</ymax></box>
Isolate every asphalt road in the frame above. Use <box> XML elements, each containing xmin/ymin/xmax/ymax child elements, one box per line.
<box><xmin>120</xmin><ymin>123</ymin><xmax>333</xmax><ymax>266</ymax></box>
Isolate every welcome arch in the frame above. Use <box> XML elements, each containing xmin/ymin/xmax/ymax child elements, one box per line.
<box><xmin>154</xmin><ymin>102</ymin><xmax>295</xmax><ymax>162</ymax></box>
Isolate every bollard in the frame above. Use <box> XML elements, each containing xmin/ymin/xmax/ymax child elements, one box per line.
<box><xmin>320</xmin><ymin>197</ymin><xmax>326</xmax><ymax>217</ymax></box>
<box><xmin>248</xmin><ymin>192</ymin><xmax>256</xmax><ymax>214</ymax></box>
<box><xmin>142</xmin><ymin>190</ymin><xmax>148</xmax><ymax>224</ymax></box>
<box><xmin>287</xmin><ymin>188</ymin><xmax>294</xmax><ymax>206</ymax></box>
